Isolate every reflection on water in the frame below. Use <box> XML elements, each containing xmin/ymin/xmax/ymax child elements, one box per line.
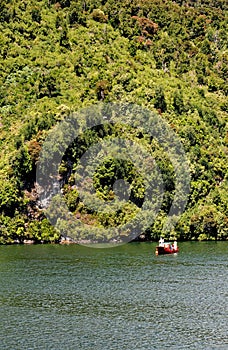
<box><xmin>0</xmin><ymin>242</ymin><xmax>227</xmax><ymax>349</ymax></box>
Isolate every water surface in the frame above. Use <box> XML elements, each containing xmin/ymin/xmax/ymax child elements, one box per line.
<box><xmin>0</xmin><ymin>242</ymin><xmax>227</xmax><ymax>349</ymax></box>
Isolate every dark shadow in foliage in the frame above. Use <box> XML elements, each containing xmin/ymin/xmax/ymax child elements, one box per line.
<box><xmin>68</xmin><ymin>2</ymin><xmax>87</xmax><ymax>26</ymax></box>
<box><xmin>173</xmin><ymin>89</ymin><xmax>185</xmax><ymax>114</ymax></box>
<box><xmin>12</xmin><ymin>146</ymin><xmax>33</xmax><ymax>190</ymax></box>
<box><xmin>37</xmin><ymin>72</ymin><xmax>61</xmax><ymax>99</ymax></box>
<box><xmin>59</xmin><ymin>22</ymin><xmax>71</xmax><ymax>50</ymax></box>
<box><xmin>154</xmin><ymin>86</ymin><xmax>167</xmax><ymax>113</ymax></box>
<box><xmin>31</xmin><ymin>6</ymin><xmax>42</xmax><ymax>23</ymax></box>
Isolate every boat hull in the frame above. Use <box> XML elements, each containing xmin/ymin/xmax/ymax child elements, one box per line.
<box><xmin>155</xmin><ymin>246</ymin><xmax>179</xmax><ymax>255</ymax></box>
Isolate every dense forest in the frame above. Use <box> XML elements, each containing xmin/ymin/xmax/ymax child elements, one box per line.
<box><xmin>0</xmin><ymin>0</ymin><xmax>227</xmax><ymax>244</ymax></box>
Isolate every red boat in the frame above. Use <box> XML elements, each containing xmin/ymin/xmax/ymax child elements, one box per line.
<box><xmin>155</xmin><ymin>238</ymin><xmax>179</xmax><ymax>255</ymax></box>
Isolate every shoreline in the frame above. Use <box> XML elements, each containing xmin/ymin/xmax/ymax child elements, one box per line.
<box><xmin>0</xmin><ymin>237</ymin><xmax>227</xmax><ymax>246</ymax></box>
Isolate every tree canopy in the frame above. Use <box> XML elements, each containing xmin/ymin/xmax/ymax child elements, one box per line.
<box><xmin>0</xmin><ymin>0</ymin><xmax>227</xmax><ymax>243</ymax></box>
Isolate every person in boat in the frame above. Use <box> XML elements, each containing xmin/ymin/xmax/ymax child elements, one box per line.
<box><xmin>159</xmin><ymin>237</ymin><xmax>164</xmax><ymax>247</ymax></box>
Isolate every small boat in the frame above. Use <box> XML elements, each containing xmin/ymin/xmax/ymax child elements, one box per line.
<box><xmin>155</xmin><ymin>237</ymin><xmax>179</xmax><ymax>255</ymax></box>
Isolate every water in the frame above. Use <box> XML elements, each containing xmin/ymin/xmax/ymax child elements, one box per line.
<box><xmin>0</xmin><ymin>242</ymin><xmax>227</xmax><ymax>350</ymax></box>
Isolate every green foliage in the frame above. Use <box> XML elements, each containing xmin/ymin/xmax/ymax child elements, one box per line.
<box><xmin>0</xmin><ymin>0</ymin><xmax>227</xmax><ymax>243</ymax></box>
<box><xmin>0</xmin><ymin>214</ymin><xmax>26</xmax><ymax>244</ymax></box>
<box><xmin>0</xmin><ymin>177</ymin><xmax>21</xmax><ymax>216</ymax></box>
<box><xmin>12</xmin><ymin>145</ymin><xmax>33</xmax><ymax>188</ymax></box>
<box><xmin>93</xmin><ymin>156</ymin><xmax>145</xmax><ymax>206</ymax></box>
<box><xmin>173</xmin><ymin>89</ymin><xmax>185</xmax><ymax>114</ymax></box>
<box><xmin>91</xmin><ymin>9</ymin><xmax>108</xmax><ymax>23</ymax></box>
<box><xmin>64</xmin><ymin>188</ymin><xmax>79</xmax><ymax>212</ymax></box>
<box><xmin>27</xmin><ymin>219</ymin><xmax>60</xmax><ymax>243</ymax></box>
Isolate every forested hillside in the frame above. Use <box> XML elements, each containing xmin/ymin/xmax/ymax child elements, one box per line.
<box><xmin>0</xmin><ymin>0</ymin><xmax>227</xmax><ymax>244</ymax></box>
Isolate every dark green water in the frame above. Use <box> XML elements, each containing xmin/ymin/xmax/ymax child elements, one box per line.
<box><xmin>0</xmin><ymin>242</ymin><xmax>227</xmax><ymax>350</ymax></box>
